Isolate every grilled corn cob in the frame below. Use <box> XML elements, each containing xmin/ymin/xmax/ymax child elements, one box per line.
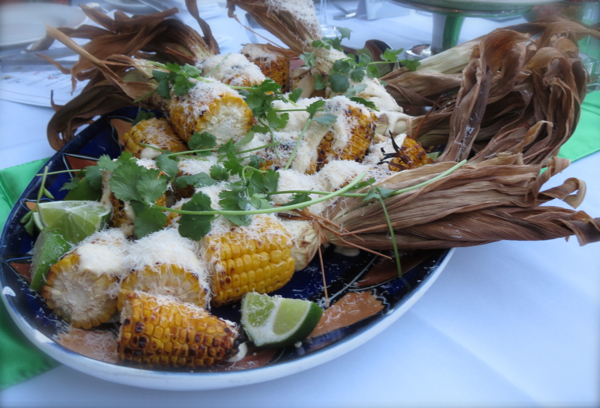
<box><xmin>199</xmin><ymin>53</ymin><xmax>266</xmax><ymax>87</ymax></box>
<box><xmin>315</xmin><ymin>97</ymin><xmax>377</xmax><ymax>171</ymax></box>
<box><xmin>241</xmin><ymin>44</ymin><xmax>290</xmax><ymax>92</ymax></box>
<box><xmin>41</xmin><ymin>229</ymin><xmax>129</xmax><ymax>329</ymax></box>
<box><xmin>381</xmin><ymin>134</ymin><xmax>433</xmax><ymax>171</ymax></box>
<box><xmin>100</xmin><ymin>159</ymin><xmax>168</xmax><ymax>236</ymax></box>
<box><xmin>203</xmin><ymin>215</ymin><xmax>295</xmax><ymax>307</ymax></box>
<box><xmin>118</xmin><ymin>229</ymin><xmax>211</xmax><ymax>310</ymax></box>
<box><xmin>122</xmin><ymin>118</ymin><xmax>188</xmax><ymax>160</ymax></box>
<box><xmin>167</xmin><ymin>79</ymin><xmax>253</xmax><ymax>146</ymax></box>
<box><xmin>118</xmin><ymin>292</ymin><xmax>239</xmax><ymax>368</ymax></box>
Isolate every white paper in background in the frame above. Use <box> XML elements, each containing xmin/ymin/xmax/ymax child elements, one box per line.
<box><xmin>0</xmin><ymin>70</ymin><xmax>88</xmax><ymax>107</ymax></box>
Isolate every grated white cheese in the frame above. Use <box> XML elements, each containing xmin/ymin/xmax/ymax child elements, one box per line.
<box><xmin>75</xmin><ymin>229</ymin><xmax>130</xmax><ymax>279</ymax></box>
<box><xmin>199</xmin><ymin>53</ymin><xmax>266</xmax><ymax>87</ymax></box>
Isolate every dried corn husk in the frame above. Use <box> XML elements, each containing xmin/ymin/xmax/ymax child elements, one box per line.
<box><xmin>326</xmin><ymin>154</ymin><xmax>600</xmax><ymax>250</ymax></box>
<box><xmin>391</xmin><ymin>17</ymin><xmax>599</xmax><ymax>171</ymax></box>
<box><xmin>226</xmin><ymin>0</ymin><xmax>321</xmax><ymax>53</ymax></box>
<box><xmin>45</xmin><ymin>6</ymin><xmax>217</xmax><ymax>148</ymax></box>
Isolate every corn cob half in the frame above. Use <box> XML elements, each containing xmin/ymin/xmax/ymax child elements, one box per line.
<box><xmin>167</xmin><ymin>79</ymin><xmax>253</xmax><ymax>146</ymax></box>
<box><xmin>119</xmin><ymin>228</ymin><xmax>211</xmax><ymax>310</ymax></box>
<box><xmin>315</xmin><ymin>96</ymin><xmax>377</xmax><ymax>171</ymax></box>
<box><xmin>203</xmin><ymin>215</ymin><xmax>295</xmax><ymax>307</ymax></box>
<box><xmin>241</xmin><ymin>44</ymin><xmax>290</xmax><ymax>92</ymax></box>
<box><xmin>41</xmin><ymin>229</ymin><xmax>129</xmax><ymax>329</ymax></box>
<box><xmin>380</xmin><ymin>134</ymin><xmax>433</xmax><ymax>171</ymax></box>
<box><xmin>118</xmin><ymin>292</ymin><xmax>239</xmax><ymax>368</ymax></box>
<box><xmin>122</xmin><ymin>118</ymin><xmax>188</xmax><ymax>160</ymax></box>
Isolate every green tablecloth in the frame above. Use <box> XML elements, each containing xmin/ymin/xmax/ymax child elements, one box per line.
<box><xmin>0</xmin><ymin>92</ymin><xmax>599</xmax><ymax>390</ymax></box>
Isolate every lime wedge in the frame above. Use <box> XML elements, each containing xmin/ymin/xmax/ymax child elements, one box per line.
<box><xmin>30</xmin><ymin>229</ymin><xmax>72</xmax><ymax>293</ymax></box>
<box><xmin>241</xmin><ymin>292</ymin><xmax>323</xmax><ymax>348</ymax></box>
<box><xmin>36</xmin><ymin>201</ymin><xmax>112</xmax><ymax>245</ymax></box>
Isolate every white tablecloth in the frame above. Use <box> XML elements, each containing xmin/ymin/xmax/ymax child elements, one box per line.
<box><xmin>1</xmin><ymin>2</ymin><xmax>599</xmax><ymax>406</ymax></box>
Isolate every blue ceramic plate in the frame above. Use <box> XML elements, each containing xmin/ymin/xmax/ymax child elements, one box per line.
<box><xmin>0</xmin><ymin>107</ymin><xmax>453</xmax><ymax>390</ymax></box>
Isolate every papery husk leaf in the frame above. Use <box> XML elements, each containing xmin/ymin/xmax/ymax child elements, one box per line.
<box><xmin>47</xmin><ymin>82</ymin><xmax>139</xmax><ymax>150</ymax></box>
<box><xmin>185</xmin><ymin>0</ymin><xmax>220</xmax><ymax>54</ymax></box>
<box><xmin>326</xmin><ymin>154</ymin><xmax>600</xmax><ymax>249</ymax></box>
<box><xmin>226</xmin><ymin>0</ymin><xmax>321</xmax><ymax>52</ymax></box>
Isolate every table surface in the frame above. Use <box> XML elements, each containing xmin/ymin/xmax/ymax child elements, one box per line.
<box><xmin>1</xmin><ymin>2</ymin><xmax>599</xmax><ymax>407</ymax></box>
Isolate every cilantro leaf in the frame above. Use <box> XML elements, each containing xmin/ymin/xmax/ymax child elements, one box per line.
<box><xmin>267</xmin><ymin>109</ymin><xmax>289</xmax><ymax>130</ymax></box>
<box><xmin>176</xmin><ymin>172</ymin><xmax>216</xmax><ymax>188</ymax></box>
<box><xmin>97</xmin><ymin>154</ymin><xmax>119</xmax><ymax>171</ymax></box>
<box><xmin>85</xmin><ymin>165</ymin><xmax>103</xmax><ymax>191</ymax></box>
<box><xmin>289</xmin><ymin>88</ymin><xmax>303</xmax><ymax>103</ymax></box>
<box><xmin>188</xmin><ymin>132</ymin><xmax>217</xmax><ymax>150</ymax></box>
<box><xmin>350</xmin><ymin>67</ymin><xmax>366</xmax><ymax>83</ymax></box>
<box><xmin>329</xmin><ymin>73</ymin><xmax>350</xmax><ymax>93</ymax></box>
<box><xmin>222</xmin><ymin>151</ymin><xmax>244</xmax><ymax>176</ymax></box>
<box><xmin>178</xmin><ymin>192</ymin><xmax>215</xmax><ymax>241</ymax></box>
<box><xmin>110</xmin><ymin>160</ymin><xmax>143</xmax><ymax>202</ymax></box>
<box><xmin>60</xmin><ymin>176</ymin><xmax>80</xmax><ymax>191</ymax></box>
<box><xmin>251</xmin><ymin>195</ymin><xmax>272</xmax><ymax>210</ymax></box>
<box><xmin>156</xmin><ymin>77</ymin><xmax>171</xmax><ymax>99</ymax></box>
<box><xmin>155</xmin><ymin>153</ymin><xmax>179</xmax><ymax>179</ymax></box>
<box><xmin>400</xmin><ymin>58</ymin><xmax>420</xmax><ymax>71</ymax></box>
<box><xmin>349</xmin><ymin>97</ymin><xmax>379</xmax><ymax>111</ymax></box>
<box><xmin>358</xmin><ymin>52</ymin><xmax>372</xmax><ymax>66</ymax></box>
<box><xmin>152</xmin><ymin>70</ymin><xmax>169</xmax><ymax>82</ymax></box>
<box><xmin>132</xmin><ymin>109</ymin><xmax>156</xmax><ymax>126</ymax></box>
<box><xmin>311</xmin><ymin>39</ymin><xmax>331</xmax><ymax>50</ymax></box>
<box><xmin>137</xmin><ymin>169</ymin><xmax>167</xmax><ymax>203</ymax></box>
<box><xmin>131</xmin><ymin>201</ymin><xmax>167</xmax><ymax>238</ymax></box>
<box><xmin>332</xmin><ymin>59</ymin><xmax>354</xmax><ymax>74</ymax></box>
<box><xmin>366</xmin><ymin>65</ymin><xmax>380</xmax><ymax>79</ymax></box>
<box><xmin>381</xmin><ymin>48</ymin><xmax>403</xmax><ymax>63</ymax></box>
<box><xmin>219</xmin><ymin>189</ymin><xmax>252</xmax><ymax>226</ymax></box>
<box><xmin>247</xmin><ymin>155</ymin><xmax>265</xmax><ymax>169</ymax></box>
<box><xmin>314</xmin><ymin>74</ymin><xmax>328</xmax><ymax>91</ymax></box>
<box><xmin>209</xmin><ymin>165</ymin><xmax>229</xmax><ymax>181</ymax></box>
<box><xmin>314</xmin><ymin>114</ymin><xmax>337</xmax><ymax>126</ymax></box>
<box><xmin>218</xmin><ymin>140</ymin><xmax>237</xmax><ymax>156</ymax></box>
<box><xmin>306</xmin><ymin>99</ymin><xmax>326</xmax><ymax>116</ymax></box>
<box><xmin>286</xmin><ymin>192</ymin><xmax>311</xmax><ymax>206</ymax></box>
<box><xmin>300</xmin><ymin>51</ymin><xmax>316</xmax><ymax>68</ymax></box>
<box><xmin>344</xmin><ymin>84</ymin><xmax>367</xmax><ymax>98</ymax></box>
<box><xmin>263</xmin><ymin>170</ymin><xmax>279</xmax><ymax>194</ymax></box>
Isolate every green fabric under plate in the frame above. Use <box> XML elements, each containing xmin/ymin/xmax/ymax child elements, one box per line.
<box><xmin>0</xmin><ymin>92</ymin><xmax>598</xmax><ymax>390</ymax></box>
<box><xmin>558</xmin><ymin>91</ymin><xmax>600</xmax><ymax>162</ymax></box>
<box><xmin>0</xmin><ymin>158</ymin><xmax>58</xmax><ymax>391</ymax></box>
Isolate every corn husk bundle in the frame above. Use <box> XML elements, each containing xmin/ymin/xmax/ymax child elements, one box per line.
<box><xmin>45</xmin><ymin>4</ymin><xmax>218</xmax><ymax>149</ymax></box>
<box><xmin>326</xmin><ymin>153</ymin><xmax>600</xmax><ymax>250</ymax></box>
<box><xmin>387</xmin><ymin>17</ymin><xmax>599</xmax><ymax>168</ymax></box>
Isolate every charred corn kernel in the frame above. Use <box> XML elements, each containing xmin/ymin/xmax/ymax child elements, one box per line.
<box><xmin>122</xmin><ymin>118</ymin><xmax>188</xmax><ymax>160</ymax></box>
<box><xmin>118</xmin><ymin>292</ymin><xmax>239</xmax><ymax>368</ymax></box>
<box><xmin>199</xmin><ymin>53</ymin><xmax>266</xmax><ymax>87</ymax></box>
<box><xmin>384</xmin><ymin>135</ymin><xmax>433</xmax><ymax>171</ymax></box>
<box><xmin>118</xmin><ymin>263</ymin><xmax>210</xmax><ymax>310</ymax></box>
<box><xmin>119</xmin><ymin>229</ymin><xmax>211</xmax><ymax>309</ymax></box>
<box><xmin>41</xmin><ymin>229</ymin><xmax>129</xmax><ymax>329</ymax></box>
<box><xmin>167</xmin><ymin>79</ymin><xmax>253</xmax><ymax>146</ymax></box>
<box><xmin>204</xmin><ymin>215</ymin><xmax>295</xmax><ymax>307</ymax></box>
<box><xmin>100</xmin><ymin>160</ymin><xmax>168</xmax><ymax>236</ymax></box>
<box><xmin>316</xmin><ymin>98</ymin><xmax>377</xmax><ymax>171</ymax></box>
<box><xmin>241</xmin><ymin>44</ymin><xmax>290</xmax><ymax>92</ymax></box>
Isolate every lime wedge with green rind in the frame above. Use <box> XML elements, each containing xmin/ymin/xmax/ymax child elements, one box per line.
<box><xmin>35</xmin><ymin>201</ymin><xmax>111</xmax><ymax>245</ymax></box>
<box><xmin>30</xmin><ymin>229</ymin><xmax>72</xmax><ymax>293</ymax></box>
<box><xmin>241</xmin><ymin>292</ymin><xmax>323</xmax><ymax>348</ymax></box>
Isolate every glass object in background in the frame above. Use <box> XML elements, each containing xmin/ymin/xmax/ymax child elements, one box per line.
<box><xmin>319</xmin><ymin>0</ymin><xmax>340</xmax><ymax>38</ymax></box>
<box><xmin>578</xmin><ymin>1</ymin><xmax>600</xmax><ymax>92</ymax></box>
